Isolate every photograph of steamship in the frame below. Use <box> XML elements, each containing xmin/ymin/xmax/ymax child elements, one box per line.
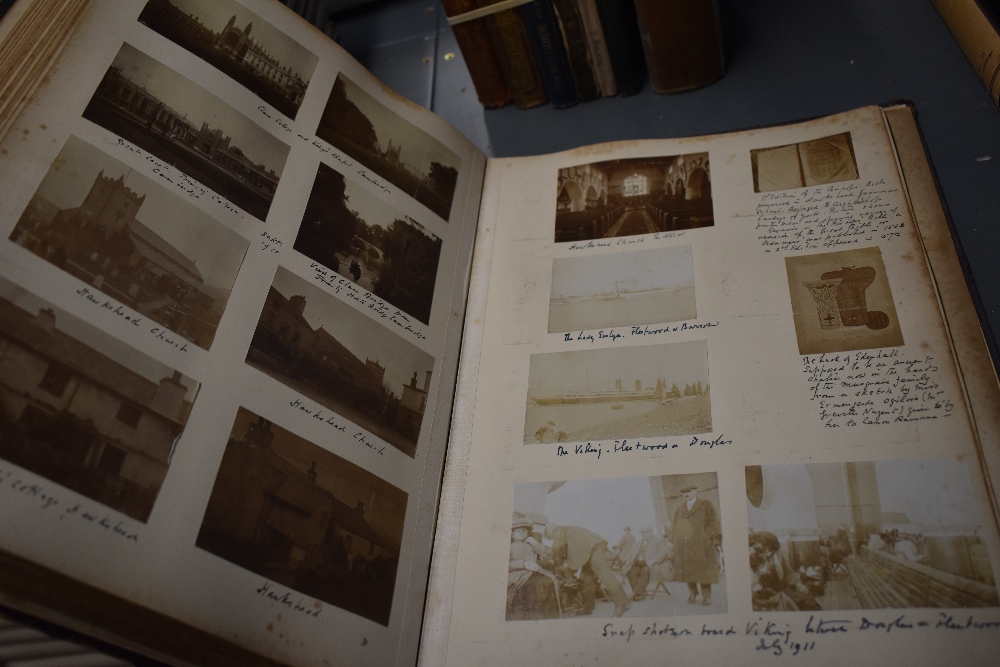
<box><xmin>316</xmin><ymin>73</ymin><xmax>461</xmax><ymax>221</ymax></box>
<box><xmin>137</xmin><ymin>0</ymin><xmax>317</xmax><ymax>119</ymax></box>
<box><xmin>294</xmin><ymin>163</ymin><xmax>442</xmax><ymax>325</ymax></box>
<box><xmin>524</xmin><ymin>340</ymin><xmax>711</xmax><ymax>445</ymax></box>
<box><xmin>196</xmin><ymin>407</ymin><xmax>407</xmax><ymax>626</ymax></box>
<box><xmin>246</xmin><ymin>267</ymin><xmax>435</xmax><ymax>457</ymax></box>
<box><xmin>746</xmin><ymin>459</ymin><xmax>998</xmax><ymax>611</ymax></box>
<box><xmin>9</xmin><ymin>136</ymin><xmax>248</xmax><ymax>351</ymax></box>
<box><xmin>548</xmin><ymin>245</ymin><xmax>696</xmax><ymax>333</ymax></box>
<box><xmin>0</xmin><ymin>277</ymin><xmax>199</xmax><ymax>522</ymax></box>
<box><xmin>554</xmin><ymin>153</ymin><xmax>713</xmax><ymax>244</ymax></box>
<box><xmin>82</xmin><ymin>43</ymin><xmax>290</xmax><ymax>221</ymax></box>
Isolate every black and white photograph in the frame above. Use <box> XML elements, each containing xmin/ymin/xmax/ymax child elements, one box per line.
<box><xmin>509</xmin><ymin>472</ymin><xmax>726</xmax><ymax>620</ymax></box>
<box><xmin>554</xmin><ymin>154</ymin><xmax>713</xmax><ymax>243</ymax></box>
<box><xmin>294</xmin><ymin>163</ymin><xmax>442</xmax><ymax>325</ymax></box>
<box><xmin>751</xmin><ymin>132</ymin><xmax>859</xmax><ymax>193</ymax></box>
<box><xmin>0</xmin><ymin>277</ymin><xmax>199</xmax><ymax>522</ymax></box>
<box><xmin>246</xmin><ymin>267</ymin><xmax>435</xmax><ymax>457</ymax></box>
<box><xmin>196</xmin><ymin>407</ymin><xmax>407</xmax><ymax>626</ymax></box>
<box><xmin>9</xmin><ymin>135</ymin><xmax>248</xmax><ymax>350</ymax></box>
<box><xmin>138</xmin><ymin>0</ymin><xmax>317</xmax><ymax>118</ymax></box>
<box><xmin>82</xmin><ymin>43</ymin><xmax>290</xmax><ymax>221</ymax></box>
<box><xmin>548</xmin><ymin>245</ymin><xmax>696</xmax><ymax>333</ymax></box>
<box><xmin>746</xmin><ymin>459</ymin><xmax>998</xmax><ymax>611</ymax></box>
<box><xmin>524</xmin><ymin>340</ymin><xmax>711</xmax><ymax>444</ymax></box>
<box><xmin>316</xmin><ymin>73</ymin><xmax>461</xmax><ymax>221</ymax></box>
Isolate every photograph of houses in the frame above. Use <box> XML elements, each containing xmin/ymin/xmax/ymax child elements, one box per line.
<box><xmin>9</xmin><ymin>136</ymin><xmax>248</xmax><ymax>350</ymax></box>
<box><xmin>0</xmin><ymin>277</ymin><xmax>199</xmax><ymax>522</ymax></box>
<box><xmin>246</xmin><ymin>267</ymin><xmax>435</xmax><ymax>457</ymax></box>
<box><xmin>138</xmin><ymin>0</ymin><xmax>318</xmax><ymax>119</ymax></box>
<box><xmin>554</xmin><ymin>154</ymin><xmax>714</xmax><ymax>243</ymax></box>
<box><xmin>197</xmin><ymin>407</ymin><xmax>407</xmax><ymax>625</ymax></box>
<box><xmin>316</xmin><ymin>73</ymin><xmax>461</xmax><ymax>221</ymax></box>
<box><xmin>82</xmin><ymin>43</ymin><xmax>290</xmax><ymax>221</ymax></box>
<box><xmin>294</xmin><ymin>163</ymin><xmax>442</xmax><ymax>325</ymax></box>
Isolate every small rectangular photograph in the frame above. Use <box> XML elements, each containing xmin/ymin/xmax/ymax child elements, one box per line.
<box><xmin>138</xmin><ymin>0</ymin><xmax>318</xmax><ymax>119</ymax></box>
<box><xmin>0</xmin><ymin>277</ymin><xmax>199</xmax><ymax>522</ymax></box>
<box><xmin>746</xmin><ymin>459</ymin><xmax>999</xmax><ymax>611</ymax></box>
<box><xmin>547</xmin><ymin>245</ymin><xmax>696</xmax><ymax>333</ymax></box>
<box><xmin>554</xmin><ymin>154</ymin><xmax>713</xmax><ymax>243</ymax></box>
<box><xmin>785</xmin><ymin>246</ymin><xmax>903</xmax><ymax>355</ymax></box>
<box><xmin>751</xmin><ymin>132</ymin><xmax>859</xmax><ymax>193</ymax></box>
<box><xmin>316</xmin><ymin>73</ymin><xmax>461</xmax><ymax>221</ymax></box>
<box><xmin>524</xmin><ymin>340</ymin><xmax>711</xmax><ymax>444</ymax></box>
<box><xmin>9</xmin><ymin>135</ymin><xmax>248</xmax><ymax>351</ymax></box>
<box><xmin>509</xmin><ymin>472</ymin><xmax>726</xmax><ymax>620</ymax></box>
<box><xmin>294</xmin><ymin>163</ymin><xmax>442</xmax><ymax>325</ymax></box>
<box><xmin>246</xmin><ymin>266</ymin><xmax>435</xmax><ymax>457</ymax></box>
<box><xmin>197</xmin><ymin>407</ymin><xmax>408</xmax><ymax>626</ymax></box>
<box><xmin>82</xmin><ymin>43</ymin><xmax>290</xmax><ymax>221</ymax></box>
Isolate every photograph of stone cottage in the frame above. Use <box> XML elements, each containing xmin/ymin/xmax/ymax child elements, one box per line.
<box><xmin>0</xmin><ymin>278</ymin><xmax>199</xmax><ymax>522</ymax></box>
<box><xmin>196</xmin><ymin>407</ymin><xmax>407</xmax><ymax>625</ymax></box>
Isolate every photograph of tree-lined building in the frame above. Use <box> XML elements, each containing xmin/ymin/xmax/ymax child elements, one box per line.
<box><xmin>246</xmin><ymin>267</ymin><xmax>435</xmax><ymax>457</ymax></box>
<box><xmin>554</xmin><ymin>154</ymin><xmax>714</xmax><ymax>243</ymax></box>
<box><xmin>9</xmin><ymin>136</ymin><xmax>248</xmax><ymax>350</ymax></box>
<box><xmin>524</xmin><ymin>340</ymin><xmax>711</xmax><ymax>444</ymax></box>
<box><xmin>196</xmin><ymin>407</ymin><xmax>407</xmax><ymax>625</ymax></box>
<box><xmin>82</xmin><ymin>43</ymin><xmax>290</xmax><ymax>221</ymax></box>
<box><xmin>548</xmin><ymin>245</ymin><xmax>696</xmax><ymax>333</ymax></box>
<box><xmin>0</xmin><ymin>278</ymin><xmax>199</xmax><ymax>522</ymax></box>
<box><xmin>746</xmin><ymin>459</ymin><xmax>998</xmax><ymax>612</ymax></box>
<box><xmin>316</xmin><ymin>74</ymin><xmax>461</xmax><ymax>221</ymax></box>
<box><xmin>137</xmin><ymin>0</ymin><xmax>317</xmax><ymax>119</ymax></box>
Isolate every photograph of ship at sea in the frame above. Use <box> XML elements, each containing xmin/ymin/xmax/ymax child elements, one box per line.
<box><xmin>524</xmin><ymin>340</ymin><xmax>711</xmax><ymax>444</ymax></box>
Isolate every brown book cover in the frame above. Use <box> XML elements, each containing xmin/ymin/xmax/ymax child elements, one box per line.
<box><xmin>551</xmin><ymin>0</ymin><xmax>601</xmax><ymax>102</ymax></box>
<box><xmin>476</xmin><ymin>0</ymin><xmax>548</xmax><ymax>108</ymax></box>
<box><xmin>441</xmin><ymin>0</ymin><xmax>513</xmax><ymax>108</ymax></box>
<box><xmin>633</xmin><ymin>0</ymin><xmax>724</xmax><ymax>94</ymax></box>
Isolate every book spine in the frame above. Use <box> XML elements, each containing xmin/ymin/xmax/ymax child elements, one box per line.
<box><xmin>517</xmin><ymin>0</ymin><xmax>578</xmax><ymax>107</ymax></box>
<box><xmin>932</xmin><ymin>0</ymin><xmax>1000</xmax><ymax>109</ymax></box>
<box><xmin>550</xmin><ymin>0</ymin><xmax>601</xmax><ymax>102</ymax></box>
<box><xmin>593</xmin><ymin>0</ymin><xmax>644</xmax><ymax>95</ymax></box>
<box><xmin>441</xmin><ymin>0</ymin><xmax>513</xmax><ymax>108</ymax></box>
<box><xmin>477</xmin><ymin>0</ymin><xmax>548</xmax><ymax>108</ymax></box>
<box><xmin>633</xmin><ymin>0</ymin><xmax>724</xmax><ymax>94</ymax></box>
<box><xmin>576</xmin><ymin>0</ymin><xmax>617</xmax><ymax>96</ymax></box>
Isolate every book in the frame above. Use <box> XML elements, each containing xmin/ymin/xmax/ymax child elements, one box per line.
<box><xmin>592</xmin><ymin>0</ymin><xmax>644</xmax><ymax>95</ymax></box>
<box><xmin>0</xmin><ymin>1</ymin><xmax>999</xmax><ymax>666</ymax></box>
<box><xmin>440</xmin><ymin>0</ymin><xmax>514</xmax><ymax>109</ymax></box>
<box><xmin>550</xmin><ymin>0</ymin><xmax>601</xmax><ymax>103</ymax></box>
<box><xmin>518</xmin><ymin>0</ymin><xmax>579</xmax><ymax>107</ymax></box>
<box><xmin>933</xmin><ymin>0</ymin><xmax>1000</xmax><ymax>108</ymax></box>
<box><xmin>476</xmin><ymin>0</ymin><xmax>549</xmax><ymax>108</ymax></box>
<box><xmin>632</xmin><ymin>0</ymin><xmax>725</xmax><ymax>94</ymax></box>
<box><xmin>576</xmin><ymin>0</ymin><xmax>617</xmax><ymax>96</ymax></box>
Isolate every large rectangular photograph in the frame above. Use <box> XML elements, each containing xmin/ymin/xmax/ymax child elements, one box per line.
<box><xmin>0</xmin><ymin>277</ymin><xmax>199</xmax><ymax>522</ymax></box>
<box><xmin>9</xmin><ymin>135</ymin><xmax>248</xmax><ymax>351</ymax></box>
<box><xmin>197</xmin><ymin>406</ymin><xmax>407</xmax><ymax>626</ymax></box>
<box><xmin>316</xmin><ymin>73</ymin><xmax>461</xmax><ymax>221</ymax></box>
<box><xmin>82</xmin><ymin>43</ymin><xmax>290</xmax><ymax>221</ymax></box>
<box><xmin>554</xmin><ymin>154</ymin><xmax>713</xmax><ymax>243</ymax></box>
<box><xmin>138</xmin><ymin>0</ymin><xmax>318</xmax><ymax>119</ymax></box>
<box><xmin>509</xmin><ymin>472</ymin><xmax>726</xmax><ymax>620</ymax></box>
<box><xmin>524</xmin><ymin>340</ymin><xmax>711</xmax><ymax>444</ymax></box>
<box><xmin>746</xmin><ymin>459</ymin><xmax>998</xmax><ymax>611</ymax></box>
<box><xmin>294</xmin><ymin>163</ymin><xmax>442</xmax><ymax>325</ymax></box>
<box><xmin>246</xmin><ymin>266</ymin><xmax>435</xmax><ymax>457</ymax></box>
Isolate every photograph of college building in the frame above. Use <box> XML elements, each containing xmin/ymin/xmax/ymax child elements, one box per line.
<box><xmin>0</xmin><ymin>279</ymin><xmax>198</xmax><ymax>522</ymax></box>
<box><xmin>246</xmin><ymin>267</ymin><xmax>435</xmax><ymax>457</ymax></box>
<box><xmin>138</xmin><ymin>0</ymin><xmax>317</xmax><ymax>119</ymax></box>
<box><xmin>83</xmin><ymin>43</ymin><xmax>290</xmax><ymax>221</ymax></box>
<box><xmin>554</xmin><ymin>154</ymin><xmax>713</xmax><ymax>243</ymax></box>
<box><xmin>746</xmin><ymin>459</ymin><xmax>998</xmax><ymax>611</ymax></box>
<box><xmin>197</xmin><ymin>407</ymin><xmax>407</xmax><ymax>626</ymax></box>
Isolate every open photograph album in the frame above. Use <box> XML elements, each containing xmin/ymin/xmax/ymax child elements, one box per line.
<box><xmin>0</xmin><ymin>1</ymin><xmax>998</xmax><ymax>665</ymax></box>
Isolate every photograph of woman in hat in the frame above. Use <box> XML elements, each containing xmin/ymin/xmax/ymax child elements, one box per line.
<box><xmin>507</xmin><ymin>513</ymin><xmax>560</xmax><ymax>620</ymax></box>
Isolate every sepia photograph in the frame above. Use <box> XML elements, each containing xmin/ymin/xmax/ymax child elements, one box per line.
<box><xmin>751</xmin><ymin>132</ymin><xmax>859</xmax><ymax>193</ymax></box>
<box><xmin>785</xmin><ymin>246</ymin><xmax>903</xmax><ymax>355</ymax></box>
<box><xmin>509</xmin><ymin>472</ymin><xmax>726</xmax><ymax>620</ymax></box>
<box><xmin>197</xmin><ymin>406</ymin><xmax>407</xmax><ymax>626</ymax></box>
<box><xmin>316</xmin><ymin>73</ymin><xmax>461</xmax><ymax>221</ymax></box>
<box><xmin>548</xmin><ymin>245</ymin><xmax>696</xmax><ymax>333</ymax></box>
<box><xmin>524</xmin><ymin>340</ymin><xmax>711</xmax><ymax>444</ymax></box>
<box><xmin>294</xmin><ymin>163</ymin><xmax>442</xmax><ymax>325</ymax></box>
<box><xmin>138</xmin><ymin>0</ymin><xmax>318</xmax><ymax>119</ymax></box>
<box><xmin>9</xmin><ymin>135</ymin><xmax>248</xmax><ymax>351</ymax></box>
<box><xmin>746</xmin><ymin>459</ymin><xmax>998</xmax><ymax>611</ymax></box>
<box><xmin>82</xmin><ymin>43</ymin><xmax>290</xmax><ymax>221</ymax></box>
<box><xmin>246</xmin><ymin>267</ymin><xmax>435</xmax><ymax>457</ymax></box>
<box><xmin>0</xmin><ymin>277</ymin><xmax>199</xmax><ymax>522</ymax></box>
<box><xmin>554</xmin><ymin>154</ymin><xmax>713</xmax><ymax>243</ymax></box>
